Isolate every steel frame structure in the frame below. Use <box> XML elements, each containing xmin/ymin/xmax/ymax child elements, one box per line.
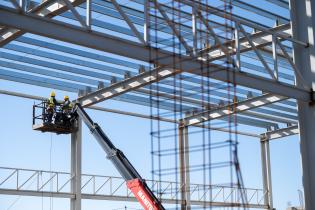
<box><xmin>0</xmin><ymin>167</ymin><xmax>268</xmax><ymax>208</ymax></box>
<box><xmin>0</xmin><ymin>0</ymin><xmax>313</xmax><ymax>209</ymax></box>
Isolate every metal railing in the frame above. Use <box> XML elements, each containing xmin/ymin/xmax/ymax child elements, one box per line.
<box><xmin>0</xmin><ymin>166</ymin><xmax>268</xmax><ymax>207</ymax></box>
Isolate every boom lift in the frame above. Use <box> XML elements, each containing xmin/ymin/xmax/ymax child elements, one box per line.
<box><xmin>33</xmin><ymin>101</ymin><xmax>165</xmax><ymax>210</ymax></box>
<box><xmin>32</xmin><ymin>101</ymin><xmax>77</xmax><ymax>134</ymax></box>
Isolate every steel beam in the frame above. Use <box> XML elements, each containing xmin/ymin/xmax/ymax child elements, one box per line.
<box><xmin>0</xmin><ymin>89</ymin><xmax>261</xmax><ymax>137</ymax></box>
<box><xmin>0</xmin><ymin>67</ymin><xmax>278</xmax><ymax>128</ymax></box>
<box><xmin>78</xmin><ymin>66</ymin><xmax>178</xmax><ymax>107</ymax></box>
<box><xmin>231</xmin><ymin>0</ymin><xmax>289</xmax><ymax>24</ymax></box>
<box><xmin>290</xmin><ymin>0</ymin><xmax>315</xmax><ymax>209</ymax></box>
<box><xmin>62</xmin><ymin>0</ymin><xmax>88</xmax><ymax>29</ymax></box>
<box><xmin>9</xmin><ymin>0</ymin><xmax>21</xmax><ymax>11</ymax></box>
<box><xmin>184</xmin><ymin>94</ymin><xmax>287</xmax><ymax>126</ymax></box>
<box><xmin>98</xmin><ymin>0</ymin><xmax>293</xmax><ymax>58</ymax></box>
<box><xmin>261</xmin><ymin>125</ymin><xmax>299</xmax><ymax>141</ymax></box>
<box><xmin>0</xmin><ymin>43</ymin><xmax>298</xmax><ymax>123</ymax></box>
<box><xmin>265</xmin><ymin>0</ymin><xmax>288</xmax><ymax>9</ymax></box>
<box><xmin>0</xmin><ymin>166</ymin><xmax>267</xmax><ymax>208</ymax></box>
<box><xmin>9</xmin><ymin>34</ymin><xmax>298</xmax><ymax>108</ymax></box>
<box><xmin>237</xmin><ymin>23</ymin><xmax>277</xmax><ymax>80</ymax></box>
<box><xmin>0</xmin><ymin>6</ymin><xmax>311</xmax><ymax>102</ymax></box>
<box><xmin>177</xmin><ymin>0</ymin><xmax>305</xmax><ymax>47</ymax></box>
<box><xmin>111</xmin><ymin>0</ymin><xmax>145</xmax><ymax>44</ymax></box>
<box><xmin>0</xmin><ymin>0</ymin><xmax>86</xmax><ymax>47</ymax></box>
<box><xmin>0</xmin><ymin>188</ymin><xmax>74</xmax><ymax>198</ymax></box>
<box><xmin>153</xmin><ymin>0</ymin><xmax>192</xmax><ymax>54</ymax></box>
<box><xmin>202</xmin><ymin>23</ymin><xmax>291</xmax><ymax>64</ymax></box>
<box><xmin>0</xmin><ymin>189</ymin><xmax>268</xmax><ymax>209</ymax></box>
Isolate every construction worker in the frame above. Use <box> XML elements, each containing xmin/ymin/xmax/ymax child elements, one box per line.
<box><xmin>46</xmin><ymin>91</ymin><xmax>57</xmax><ymax>123</ymax></box>
<box><xmin>61</xmin><ymin>95</ymin><xmax>73</xmax><ymax>126</ymax></box>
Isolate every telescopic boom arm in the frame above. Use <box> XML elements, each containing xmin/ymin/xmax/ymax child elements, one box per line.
<box><xmin>74</xmin><ymin>103</ymin><xmax>165</xmax><ymax>210</ymax></box>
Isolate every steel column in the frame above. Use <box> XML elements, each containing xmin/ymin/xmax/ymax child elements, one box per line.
<box><xmin>260</xmin><ymin>137</ymin><xmax>273</xmax><ymax>210</ymax></box>
<box><xmin>178</xmin><ymin>120</ymin><xmax>191</xmax><ymax>210</ymax></box>
<box><xmin>86</xmin><ymin>0</ymin><xmax>91</xmax><ymax>30</ymax></box>
<box><xmin>289</xmin><ymin>0</ymin><xmax>315</xmax><ymax>209</ymax></box>
<box><xmin>191</xmin><ymin>4</ymin><xmax>197</xmax><ymax>56</ymax></box>
<box><xmin>235</xmin><ymin>23</ymin><xmax>241</xmax><ymax>70</ymax></box>
<box><xmin>184</xmin><ymin>125</ymin><xmax>191</xmax><ymax>210</ymax></box>
<box><xmin>70</xmin><ymin>117</ymin><xmax>82</xmax><ymax>210</ymax></box>
<box><xmin>261</xmin><ymin>139</ymin><xmax>267</xmax><ymax>207</ymax></box>
<box><xmin>144</xmin><ymin>0</ymin><xmax>150</xmax><ymax>45</ymax></box>
<box><xmin>19</xmin><ymin>0</ymin><xmax>25</xmax><ymax>11</ymax></box>
<box><xmin>178</xmin><ymin>120</ymin><xmax>186</xmax><ymax>210</ymax></box>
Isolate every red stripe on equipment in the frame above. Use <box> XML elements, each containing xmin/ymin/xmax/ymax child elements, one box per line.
<box><xmin>127</xmin><ymin>179</ymin><xmax>159</xmax><ymax>210</ymax></box>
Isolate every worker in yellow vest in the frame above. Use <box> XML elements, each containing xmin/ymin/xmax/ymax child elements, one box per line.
<box><xmin>61</xmin><ymin>95</ymin><xmax>73</xmax><ymax>126</ymax></box>
<box><xmin>47</xmin><ymin>91</ymin><xmax>57</xmax><ymax>123</ymax></box>
<box><xmin>62</xmin><ymin>95</ymin><xmax>72</xmax><ymax>112</ymax></box>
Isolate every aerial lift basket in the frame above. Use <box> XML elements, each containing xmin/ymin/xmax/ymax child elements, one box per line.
<box><xmin>32</xmin><ymin>101</ymin><xmax>77</xmax><ymax>134</ymax></box>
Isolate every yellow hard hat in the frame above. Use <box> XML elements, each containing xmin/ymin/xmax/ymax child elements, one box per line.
<box><xmin>64</xmin><ymin>95</ymin><xmax>69</xmax><ymax>100</ymax></box>
<box><xmin>50</xmin><ymin>91</ymin><xmax>56</xmax><ymax>97</ymax></box>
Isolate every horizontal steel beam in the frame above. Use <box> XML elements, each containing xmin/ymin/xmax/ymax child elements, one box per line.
<box><xmin>185</xmin><ymin>94</ymin><xmax>287</xmax><ymax>126</ymax></box>
<box><xmin>265</xmin><ymin>0</ymin><xmax>288</xmax><ymax>9</ymax></box>
<box><xmin>96</xmin><ymin>0</ymin><xmax>293</xmax><ymax>59</ymax></box>
<box><xmin>0</xmin><ymin>89</ymin><xmax>261</xmax><ymax>137</ymax></box>
<box><xmin>2</xmin><ymin>40</ymin><xmax>297</xmax><ymax>113</ymax></box>
<box><xmin>261</xmin><ymin>125</ymin><xmax>299</xmax><ymax>140</ymax></box>
<box><xmin>0</xmin><ymin>188</ymin><xmax>74</xmax><ymax>198</ymax></box>
<box><xmin>78</xmin><ymin>66</ymin><xmax>178</xmax><ymax>107</ymax></box>
<box><xmin>1</xmin><ymin>67</ymin><xmax>281</xmax><ymax>128</ymax></box>
<box><xmin>0</xmin><ymin>166</ymin><xmax>268</xmax><ymax>208</ymax></box>
<box><xmin>205</xmin><ymin>24</ymin><xmax>291</xmax><ymax>61</ymax></box>
<box><xmin>177</xmin><ymin>0</ymin><xmax>305</xmax><ymax>46</ymax></box>
<box><xmin>0</xmin><ymin>0</ymin><xmax>86</xmax><ymax>46</ymax></box>
<box><xmin>0</xmin><ymin>6</ymin><xmax>311</xmax><ymax>102</ymax></box>
<box><xmin>231</xmin><ymin>0</ymin><xmax>289</xmax><ymax>23</ymax></box>
<box><xmin>0</xmin><ymin>188</ymin><xmax>267</xmax><ymax>208</ymax></box>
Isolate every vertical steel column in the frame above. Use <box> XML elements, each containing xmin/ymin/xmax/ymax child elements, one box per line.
<box><xmin>144</xmin><ymin>0</ymin><xmax>150</xmax><ymax>45</ymax></box>
<box><xmin>260</xmin><ymin>137</ymin><xmax>273</xmax><ymax>210</ymax></box>
<box><xmin>260</xmin><ymin>138</ymin><xmax>268</xmax><ymax>207</ymax></box>
<box><xmin>71</xmin><ymin>118</ymin><xmax>82</xmax><ymax>210</ymax></box>
<box><xmin>289</xmin><ymin>1</ymin><xmax>315</xmax><ymax>209</ymax></box>
<box><xmin>192</xmin><ymin>5</ymin><xmax>197</xmax><ymax>56</ymax></box>
<box><xmin>272</xmin><ymin>35</ymin><xmax>278</xmax><ymax>80</ymax></box>
<box><xmin>178</xmin><ymin>119</ymin><xmax>191</xmax><ymax>210</ymax></box>
<box><xmin>184</xmin><ymin>125</ymin><xmax>191</xmax><ymax>210</ymax></box>
<box><xmin>86</xmin><ymin>0</ymin><xmax>91</xmax><ymax>30</ymax></box>
<box><xmin>19</xmin><ymin>0</ymin><xmax>25</xmax><ymax>11</ymax></box>
<box><xmin>234</xmin><ymin>23</ymin><xmax>241</xmax><ymax>70</ymax></box>
<box><xmin>178</xmin><ymin>120</ymin><xmax>186</xmax><ymax>210</ymax></box>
